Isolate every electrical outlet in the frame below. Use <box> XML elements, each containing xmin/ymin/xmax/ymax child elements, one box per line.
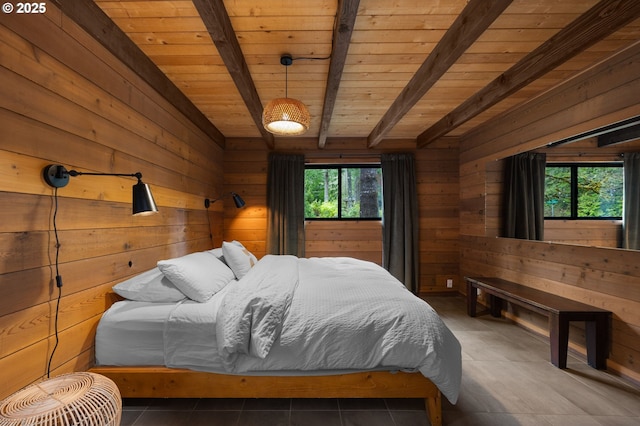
<box><xmin>446</xmin><ymin>279</ymin><xmax>453</xmax><ymax>288</ymax></box>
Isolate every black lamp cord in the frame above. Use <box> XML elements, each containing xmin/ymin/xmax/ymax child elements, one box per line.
<box><xmin>205</xmin><ymin>203</ymin><xmax>213</xmax><ymax>245</ymax></box>
<box><xmin>47</xmin><ymin>187</ymin><xmax>63</xmax><ymax>378</ymax></box>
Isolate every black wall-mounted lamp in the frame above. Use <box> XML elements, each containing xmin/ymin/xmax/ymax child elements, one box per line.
<box><xmin>42</xmin><ymin>164</ymin><xmax>158</xmax><ymax>215</ymax></box>
<box><xmin>204</xmin><ymin>192</ymin><xmax>245</xmax><ymax>209</ymax></box>
<box><xmin>41</xmin><ymin>164</ymin><xmax>158</xmax><ymax>378</ymax></box>
<box><xmin>203</xmin><ymin>193</ymin><xmax>244</xmax><ymax>244</ymax></box>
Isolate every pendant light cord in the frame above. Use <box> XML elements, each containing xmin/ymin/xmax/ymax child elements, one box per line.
<box><xmin>47</xmin><ymin>187</ymin><xmax>63</xmax><ymax>378</ymax></box>
<box><xmin>282</xmin><ymin>55</ymin><xmax>331</xmax><ymax>99</ymax></box>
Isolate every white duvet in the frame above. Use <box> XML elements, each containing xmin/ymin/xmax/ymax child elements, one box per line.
<box><xmin>164</xmin><ymin>255</ymin><xmax>461</xmax><ymax>403</ymax></box>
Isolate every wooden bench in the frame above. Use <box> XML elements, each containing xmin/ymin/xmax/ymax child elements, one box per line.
<box><xmin>465</xmin><ymin>277</ymin><xmax>611</xmax><ymax>370</ymax></box>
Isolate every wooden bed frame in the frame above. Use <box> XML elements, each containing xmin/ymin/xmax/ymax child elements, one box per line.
<box><xmin>89</xmin><ymin>366</ymin><xmax>442</xmax><ymax>426</ymax></box>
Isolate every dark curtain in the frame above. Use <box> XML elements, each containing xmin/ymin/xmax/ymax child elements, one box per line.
<box><xmin>623</xmin><ymin>153</ymin><xmax>640</xmax><ymax>250</ymax></box>
<box><xmin>381</xmin><ymin>153</ymin><xmax>419</xmax><ymax>293</ymax></box>
<box><xmin>266</xmin><ymin>153</ymin><xmax>305</xmax><ymax>256</ymax></box>
<box><xmin>503</xmin><ymin>152</ymin><xmax>546</xmax><ymax>240</ymax></box>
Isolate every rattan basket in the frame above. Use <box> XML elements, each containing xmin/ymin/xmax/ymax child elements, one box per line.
<box><xmin>0</xmin><ymin>372</ymin><xmax>121</xmax><ymax>426</ymax></box>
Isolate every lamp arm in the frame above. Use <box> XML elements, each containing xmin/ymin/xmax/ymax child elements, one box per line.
<box><xmin>204</xmin><ymin>197</ymin><xmax>221</xmax><ymax>209</ymax></box>
<box><xmin>43</xmin><ymin>164</ymin><xmax>146</xmax><ymax>188</ymax></box>
<box><xmin>68</xmin><ymin>170</ymin><xmax>143</xmax><ymax>180</ymax></box>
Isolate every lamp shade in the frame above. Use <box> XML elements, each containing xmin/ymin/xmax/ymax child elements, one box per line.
<box><xmin>231</xmin><ymin>192</ymin><xmax>246</xmax><ymax>208</ymax></box>
<box><xmin>262</xmin><ymin>98</ymin><xmax>310</xmax><ymax>135</ymax></box>
<box><xmin>133</xmin><ymin>181</ymin><xmax>158</xmax><ymax>215</ymax></box>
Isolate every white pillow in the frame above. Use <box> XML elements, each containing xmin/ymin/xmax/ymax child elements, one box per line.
<box><xmin>222</xmin><ymin>241</ymin><xmax>258</xmax><ymax>279</ymax></box>
<box><xmin>157</xmin><ymin>251</ymin><xmax>235</xmax><ymax>302</ymax></box>
<box><xmin>207</xmin><ymin>247</ymin><xmax>226</xmax><ymax>265</ymax></box>
<box><xmin>113</xmin><ymin>268</ymin><xmax>186</xmax><ymax>302</ymax></box>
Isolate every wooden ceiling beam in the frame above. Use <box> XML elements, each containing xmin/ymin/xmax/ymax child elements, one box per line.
<box><xmin>59</xmin><ymin>0</ymin><xmax>226</xmax><ymax>148</ymax></box>
<box><xmin>366</xmin><ymin>0</ymin><xmax>514</xmax><ymax>148</ymax></box>
<box><xmin>192</xmin><ymin>0</ymin><xmax>274</xmax><ymax>149</ymax></box>
<box><xmin>318</xmin><ymin>0</ymin><xmax>360</xmax><ymax>149</ymax></box>
<box><xmin>417</xmin><ymin>0</ymin><xmax>640</xmax><ymax>148</ymax></box>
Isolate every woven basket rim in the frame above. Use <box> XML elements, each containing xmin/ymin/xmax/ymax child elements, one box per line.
<box><xmin>0</xmin><ymin>372</ymin><xmax>121</xmax><ymax>426</ymax></box>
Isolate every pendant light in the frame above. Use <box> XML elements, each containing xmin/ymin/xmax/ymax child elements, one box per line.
<box><xmin>262</xmin><ymin>54</ymin><xmax>310</xmax><ymax>136</ymax></box>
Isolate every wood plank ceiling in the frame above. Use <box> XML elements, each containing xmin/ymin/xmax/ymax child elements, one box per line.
<box><xmin>75</xmin><ymin>0</ymin><xmax>639</xmax><ymax>149</ymax></box>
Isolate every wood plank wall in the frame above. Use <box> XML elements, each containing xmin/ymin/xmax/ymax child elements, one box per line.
<box><xmin>0</xmin><ymin>10</ymin><xmax>223</xmax><ymax>398</ymax></box>
<box><xmin>544</xmin><ymin>220</ymin><xmax>621</xmax><ymax>248</ymax></box>
<box><xmin>223</xmin><ymin>137</ymin><xmax>460</xmax><ymax>294</ymax></box>
<box><xmin>459</xmin><ymin>41</ymin><xmax>640</xmax><ymax>384</ymax></box>
<box><xmin>305</xmin><ymin>221</ymin><xmax>383</xmax><ymax>264</ymax></box>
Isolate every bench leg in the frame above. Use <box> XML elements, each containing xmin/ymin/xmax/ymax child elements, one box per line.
<box><xmin>549</xmin><ymin>312</ymin><xmax>569</xmax><ymax>369</ymax></box>
<box><xmin>585</xmin><ymin>316</ymin><xmax>609</xmax><ymax>369</ymax></box>
<box><xmin>467</xmin><ymin>281</ymin><xmax>477</xmax><ymax>317</ymax></box>
<box><xmin>488</xmin><ymin>294</ymin><xmax>502</xmax><ymax>318</ymax></box>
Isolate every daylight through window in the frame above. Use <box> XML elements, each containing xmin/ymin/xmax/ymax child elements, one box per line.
<box><xmin>304</xmin><ymin>165</ymin><xmax>382</xmax><ymax>219</ymax></box>
<box><xmin>544</xmin><ymin>163</ymin><xmax>623</xmax><ymax>219</ymax></box>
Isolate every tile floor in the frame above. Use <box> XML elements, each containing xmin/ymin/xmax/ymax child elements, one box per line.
<box><xmin>119</xmin><ymin>296</ymin><xmax>640</xmax><ymax>425</ymax></box>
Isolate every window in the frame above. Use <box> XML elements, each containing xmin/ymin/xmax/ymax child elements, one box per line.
<box><xmin>544</xmin><ymin>163</ymin><xmax>623</xmax><ymax>219</ymax></box>
<box><xmin>304</xmin><ymin>165</ymin><xmax>382</xmax><ymax>219</ymax></box>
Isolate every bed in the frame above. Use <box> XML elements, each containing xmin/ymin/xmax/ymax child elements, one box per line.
<box><xmin>90</xmin><ymin>242</ymin><xmax>461</xmax><ymax>425</ymax></box>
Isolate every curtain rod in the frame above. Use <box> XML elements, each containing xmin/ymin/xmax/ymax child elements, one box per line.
<box><xmin>544</xmin><ymin>152</ymin><xmax>625</xmax><ymax>158</ymax></box>
<box><xmin>304</xmin><ymin>152</ymin><xmax>381</xmax><ymax>159</ymax></box>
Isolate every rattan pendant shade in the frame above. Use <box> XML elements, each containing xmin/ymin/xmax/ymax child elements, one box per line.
<box><xmin>262</xmin><ymin>97</ymin><xmax>310</xmax><ymax>135</ymax></box>
<box><xmin>0</xmin><ymin>372</ymin><xmax>121</xmax><ymax>426</ymax></box>
<box><xmin>262</xmin><ymin>54</ymin><xmax>310</xmax><ymax>136</ymax></box>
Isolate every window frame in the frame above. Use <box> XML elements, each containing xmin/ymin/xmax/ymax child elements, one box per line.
<box><xmin>304</xmin><ymin>164</ymin><xmax>383</xmax><ymax>221</ymax></box>
<box><xmin>544</xmin><ymin>162</ymin><xmax>623</xmax><ymax>220</ymax></box>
